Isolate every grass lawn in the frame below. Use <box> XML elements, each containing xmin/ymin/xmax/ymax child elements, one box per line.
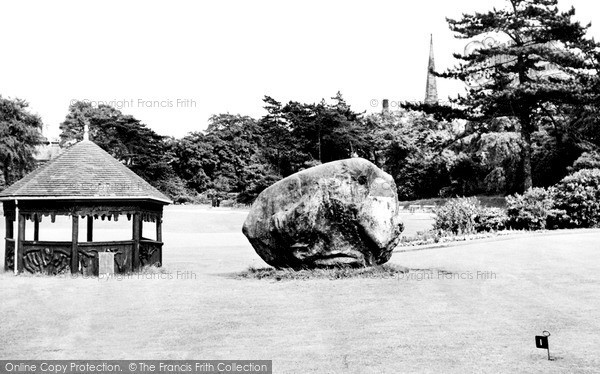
<box><xmin>1</xmin><ymin>205</ymin><xmax>599</xmax><ymax>373</ymax></box>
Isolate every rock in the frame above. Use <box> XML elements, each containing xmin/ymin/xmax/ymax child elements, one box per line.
<box><xmin>242</xmin><ymin>158</ymin><xmax>404</xmax><ymax>269</ymax></box>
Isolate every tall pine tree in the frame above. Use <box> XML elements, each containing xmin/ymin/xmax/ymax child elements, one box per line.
<box><xmin>408</xmin><ymin>0</ymin><xmax>599</xmax><ymax>191</ymax></box>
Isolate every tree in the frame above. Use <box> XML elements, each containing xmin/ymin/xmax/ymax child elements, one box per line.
<box><xmin>259</xmin><ymin>92</ymin><xmax>375</xmax><ymax>175</ymax></box>
<box><xmin>204</xmin><ymin>114</ymin><xmax>263</xmax><ymax>192</ymax></box>
<box><xmin>470</xmin><ymin>124</ymin><xmax>523</xmax><ymax>194</ymax></box>
<box><xmin>289</xmin><ymin>92</ymin><xmax>371</xmax><ymax>163</ymax></box>
<box><xmin>171</xmin><ymin>132</ymin><xmax>217</xmax><ymax>192</ymax></box>
<box><xmin>258</xmin><ymin>96</ymin><xmax>310</xmax><ymax>177</ymax></box>
<box><xmin>374</xmin><ymin>110</ymin><xmax>457</xmax><ymax>199</ymax></box>
<box><xmin>321</xmin><ymin>92</ymin><xmax>373</xmax><ymax>161</ymax></box>
<box><xmin>0</xmin><ymin>96</ymin><xmax>43</xmax><ymax>187</ymax></box>
<box><xmin>407</xmin><ymin>0</ymin><xmax>599</xmax><ymax>191</ymax></box>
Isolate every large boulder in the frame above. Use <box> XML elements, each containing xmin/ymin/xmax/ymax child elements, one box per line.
<box><xmin>242</xmin><ymin>158</ymin><xmax>404</xmax><ymax>269</ymax></box>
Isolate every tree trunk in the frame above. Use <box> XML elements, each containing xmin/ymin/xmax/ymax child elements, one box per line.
<box><xmin>318</xmin><ymin>127</ymin><xmax>322</xmax><ymax>162</ymax></box>
<box><xmin>515</xmin><ymin>50</ymin><xmax>533</xmax><ymax>192</ymax></box>
<box><xmin>520</xmin><ymin>117</ymin><xmax>533</xmax><ymax>192</ymax></box>
<box><xmin>277</xmin><ymin>148</ymin><xmax>282</xmax><ymax>176</ymax></box>
<box><xmin>2</xmin><ymin>162</ymin><xmax>10</xmax><ymax>187</ymax></box>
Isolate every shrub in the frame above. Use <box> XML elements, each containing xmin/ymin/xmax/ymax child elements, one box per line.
<box><xmin>474</xmin><ymin>207</ymin><xmax>508</xmax><ymax>232</ymax></box>
<box><xmin>152</xmin><ymin>175</ymin><xmax>197</xmax><ymax>204</ymax></box>
<box><xmin>569</xmin><ymin>152</ymin><xmax>600</xmax><ymax>173</ymax></box>
<box><xmin>506</xmin><ymin>187</ymin><xmax>562</xmax><ymax>230</ymax></box>
<box><xmin>433</xmin><ymin>197</ymin><xmax>481</xmax><ymax>235</ymax></box>
<box><xmin>434</xmin><ymin>198</ymin><xmax>509</xmax><ymax>234</ymax></box>
<box><xmin>553</xmin><ymin>168</ymin><xmax>600</xmax><ymax>228</ymax></box>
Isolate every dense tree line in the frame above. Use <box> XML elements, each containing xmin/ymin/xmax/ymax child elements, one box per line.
<box><xmin>3</xmin><ymin>91</ymin><xmax>600</xmax><ymax>204</ymax></box>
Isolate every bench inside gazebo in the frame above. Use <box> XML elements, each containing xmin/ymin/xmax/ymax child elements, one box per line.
<box><xmin>1</xmin><ymin>130</ymin><xmax>171</xmax><ymax>276</ymax></box>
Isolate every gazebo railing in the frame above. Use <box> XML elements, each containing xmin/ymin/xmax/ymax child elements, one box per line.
<box><xmin>4</xmin><ymin>238</ymin><xmax>163</xmax><ymax>275</ymax></box>
<box><xmin>140</xmin><ymin>238</ymin><xmax>163</xmax><ymax>268</ymax></box>
<box><xmin>21</xmin><ymin>241</ymin><xmax>71</xmax><ymax>274</ymax></box>
<box><xmin>4</xmin><ymin>238</ymin><xmax>15</xmax><ymax>272</ymax></box>
<box><xmin>79</xmin><ymin>240</ymin><xmax>134</xmax><ymax>275</ymax></box>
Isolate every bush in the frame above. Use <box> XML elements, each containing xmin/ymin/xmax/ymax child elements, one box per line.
<box><xmin>553</xmin><ymin>168</ymin><xmax>600</xmax><ymax>228</ymax></box>
<box><xmin>569</xmin><ymin>152</ymin><xmax>600</xmax><ymax>173</ymax></box>
<box><xmin>152</xmin><ymin>175</ymin><xmax>197</xmax><ymax>204</ymax></box>
<box><xmin>506</xmin><ymin>187</ymin><xmax>562</xmax><ymax>230</ymax></box>
<box><xmin>434</xmin><ymin>197</ymin><xmax>509</xmax><ymax>235</ymax></box>
<box><xmin>434</xmin><ymin>197</ymin><xmax>481</xmax><ymax>235</ymax></box>
<box><xmin>474</xmin><ymin>207</ymin><xmax>508</xmax><ymax>232</ymax></box>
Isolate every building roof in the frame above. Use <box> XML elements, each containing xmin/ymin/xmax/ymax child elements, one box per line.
<box><xmin>0</xmin><ymin>140</ymin><xmax>171</xmax><ymax>204</ymax></box>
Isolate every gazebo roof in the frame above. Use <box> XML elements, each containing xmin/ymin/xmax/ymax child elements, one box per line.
<box><xmin>0</xmin><ymin>140</ymin><xmax>171</xmax><ymax>204</ymax></box>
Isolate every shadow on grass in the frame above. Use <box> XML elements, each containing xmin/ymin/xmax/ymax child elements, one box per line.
<box><xmin>232</xmin><ymin>264</ymin><xmax>414</xmax><ymax>281</ymax></box>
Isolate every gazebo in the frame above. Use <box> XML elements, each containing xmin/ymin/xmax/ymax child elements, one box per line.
<box><xmin>1</xmin><ymin>130</ymin><xmax>171</xmax><ymax>275</ymax></box>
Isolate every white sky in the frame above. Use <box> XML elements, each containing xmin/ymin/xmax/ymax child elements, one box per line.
<box><xmin>1</xmin><ymin>0</ymin><xmax>598</xmax><ymax>139</ymax></box>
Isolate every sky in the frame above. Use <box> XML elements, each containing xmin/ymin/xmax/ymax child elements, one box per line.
<box><xmin>1</xmin><ymin>0</ymin><xmax>599</xmax><ymax>139</ymax></box>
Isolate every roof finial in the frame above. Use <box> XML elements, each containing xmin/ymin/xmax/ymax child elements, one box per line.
<box><xmin>83</xmin><ymin>121</ymin><xmax>90</xmax><ymax>141</ymax></box>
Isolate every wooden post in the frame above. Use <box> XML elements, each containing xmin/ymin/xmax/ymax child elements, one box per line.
<box><xmin>16</xmin><ymin>213</ymin><xmax>25</xmax><ymax>273</ymax></box>
<box><xmin>156</xmin><ymin>214</ymin><xmax>163</xmax><ymax>267</ymax></box>
<box><xmin>87</xmin><ymin>216</ymin><xmax>93</xmax><ymax>242</ymax></box>
<box><xmin>33</xmin><ymin>215</ymin><xmax>40</xmax><ymax>241</ymax></box>
<box><xmin>5</xmin><ymin>216</ymin><xmax>13</xmax><ymax>239</ymax></box>
<box><xmin>71</xmin><ymin>215</ymin><xmax>79</xmax><ymax>274</ymax></box>
<box><xmin>5</xmin><ymin>216</ymin><xmax>14</xmax><ymax>273</ymax></box>
<box><xmin>132</xmin><ymin>212</ymin><xmax>141</xmax><ymax>271</ymax></box>
<box><xmin>156</xmin><ymin>215</ymin><xmax>162</xmax><ymax>242</ymax></box>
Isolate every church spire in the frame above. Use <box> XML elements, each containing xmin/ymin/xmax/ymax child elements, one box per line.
<box><xmin>425</xmin><ymin>34</ymin><xmax>438</xmax><ymax>105</ymax></box>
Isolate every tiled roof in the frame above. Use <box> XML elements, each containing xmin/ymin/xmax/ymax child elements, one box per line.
<box><xmin>0</xmin><ymin>140</ymin><xmax>171</xmax><ymax>203</ymax></box>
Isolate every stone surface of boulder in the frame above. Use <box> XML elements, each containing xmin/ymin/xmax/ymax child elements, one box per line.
<box><xmin>242</xmin><ymin>158</ymin><xmax>404</xmax><ymax>268</ymax></box>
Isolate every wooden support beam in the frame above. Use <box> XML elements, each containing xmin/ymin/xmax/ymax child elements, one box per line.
<box><xmin>156</xmin><ymin>215</ymin><xmax>162</xmax><ymax>242</ymax></box>
<box><xmin>16</xmin><ymin>213</ymin><xmax>25</xmax><ymax>273</ymax></box>
<box><xmin>71</xmin><ymin>215</ymin><xmax>79</xmax><ymax>274</ymax></box>
<box><xmin>5</xmin><ymin>216</ymin><xmax>13</xmax><ymax>239</ymax></box>
<box><xmin>132</xmin><ymin>212</ymin><xmax>141</xmax><ymax>271</ymax></box>
<box><xmin>5</xmin><ymin>216</ymin><xmax>14</xmax><ymax>273</ymax></box>
<box><xmin>33</xmin><ymin>216</ymin><xmax>40</xmax><ymax>241</ymax></box>
<box><xmin>156</xmin><ymin>214</ymin><xmax>163</xmax><ymax>267</ymax></box>
<box><xmin>87</xmin><ymin>216</ymin><xmax>93</xmax><ymax>242</ymax></box>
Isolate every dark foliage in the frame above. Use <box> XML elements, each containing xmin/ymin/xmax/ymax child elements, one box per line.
<box><xmin>553</xmin><ymin>168</ymin><xmax>600</xmax><ymax>228</ymax></box>
<box><xmin>0</xmin><ymin>96</ymin><xmax>43</xmax><ymax>187</ymax></box>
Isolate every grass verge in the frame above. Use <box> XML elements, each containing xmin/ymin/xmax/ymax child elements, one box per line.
<box><xmin>234</xmin><ymin>263</ymin><xmax>409</xmax><ymax>280</ymax></box>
